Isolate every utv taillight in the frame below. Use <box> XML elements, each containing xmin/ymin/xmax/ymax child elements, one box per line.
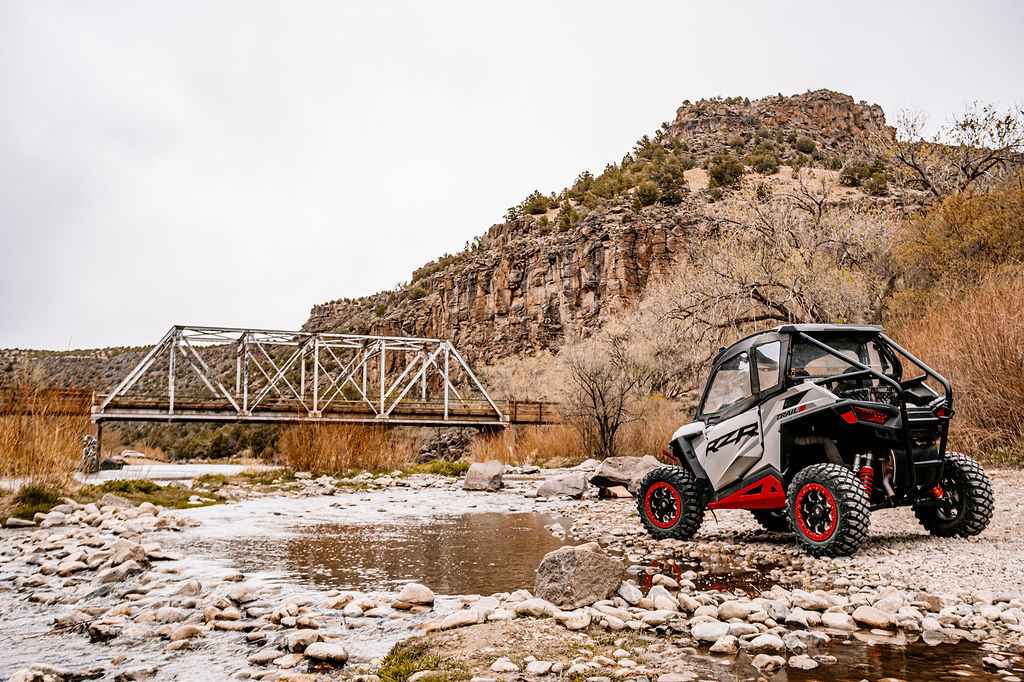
<box><xmin>839</xmin><ymin>410</ymin><xmax>858</xmax><ymax>424</ymax></box>
<box><xmin>934</xmin><ymin>407</ymin><xmax>947</xmax><ymax>418</ymax></box>
<box><xmin>852</xmin><ymin>406</ymin><xmax>891</xmax><ymax>424</ymax></box>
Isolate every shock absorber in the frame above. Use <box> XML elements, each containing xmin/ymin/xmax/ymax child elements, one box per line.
<box><xmin>857</xmin><ymin>455</ymin><xmax>875</xmax><ymax>499</ymax></box>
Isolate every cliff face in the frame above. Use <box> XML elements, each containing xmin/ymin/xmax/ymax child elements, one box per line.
<box><xmin>304</xmin><ymin>90</ymin><xmax>890</xmax><ymax>363</ymax></box>
<box><xmin>305</xmin><ymin>201</ymin><xmax>703</xmax><ymax>362</ymax></box>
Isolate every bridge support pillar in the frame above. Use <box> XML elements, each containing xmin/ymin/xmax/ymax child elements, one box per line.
<box><xmin>95</xmin><ymin>422</ymin><xmax>104</xmax><ymax>460</ymax></box>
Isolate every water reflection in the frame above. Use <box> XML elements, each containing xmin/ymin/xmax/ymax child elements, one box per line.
<box><xmin>188</xmin><ymin>512</ymin><xmax>572</xmax><ymax>595</ymax></box>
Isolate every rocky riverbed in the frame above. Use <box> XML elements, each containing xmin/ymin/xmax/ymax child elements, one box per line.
<box><xmin>2</xmin><ymin>464</ymin><xmax>1023</xmax><ymax>681</ymax></box>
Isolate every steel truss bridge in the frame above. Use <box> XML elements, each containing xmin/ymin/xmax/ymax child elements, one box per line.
<box><xmin>90</xmin><ymin>326</ymin><xmax>559</xmax><ymax>429</ymax></box>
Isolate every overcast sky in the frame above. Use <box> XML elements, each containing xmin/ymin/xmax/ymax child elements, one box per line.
<box><xmin>1</xmin><ymin>1</ymin><xmax>1021</xmax><ymax>350</ymax></box>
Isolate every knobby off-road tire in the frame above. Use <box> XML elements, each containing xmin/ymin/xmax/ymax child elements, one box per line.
<box><xmin>636</xmin><ymin>466</ymin><xmax>706</xmax><ymax>540</ymax></box>
<box><xmin>751</xmin><ymin>509</ymin><xmax>791</xmax><ymax>533</ymax></box>
<box><xmin>787</xmin><ymin>463</ymin><xmax>870</xmax><ymax>557</ymax></box>
<box><xmin>914</xmin><ymin>452</ymin><xmax>994</xmax><ymax>537</ymax></box>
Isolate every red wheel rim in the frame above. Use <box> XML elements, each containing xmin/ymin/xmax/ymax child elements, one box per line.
<box><xmin>794</xmin><ymin>482</ymin><xmax>838</xmax><ymax>542</ymax></box>
<box><xmin>644</xmin><ymin>481</ymin><xmax>682</xmax><ymax>529</ymax></box>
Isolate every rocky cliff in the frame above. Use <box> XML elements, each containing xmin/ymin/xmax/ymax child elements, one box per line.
<box><xmin>304</xmin><ymin>90</ymin><xmax>891</xmax><ymax>363</ymax></box>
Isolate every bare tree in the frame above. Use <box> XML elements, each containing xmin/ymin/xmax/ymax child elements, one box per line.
<box><xmin>561</xmin><ymin>335</ymin><xmax>644</xmax><ymax>459</ymax></box>
<box><xmin>625</xmin><ymin>174</ymin><xmax>896</xmax><ymax>386</ymax></box>
<box><xmin>874</xmin><ymin>103</ymin><xmax>1024</xmax><ymax>199</ymax></box>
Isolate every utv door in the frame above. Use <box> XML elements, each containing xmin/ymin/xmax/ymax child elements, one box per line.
<box><xmin>696</xmin><ymin>350</ymin><xmax>765</xmax><ymax>492</ymax></box>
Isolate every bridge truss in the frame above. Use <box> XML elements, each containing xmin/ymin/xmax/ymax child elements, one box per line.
<box><xmin>91</xmin><ymin>326</ymin><xmax>549</xmax><ymax>428</ymax></box>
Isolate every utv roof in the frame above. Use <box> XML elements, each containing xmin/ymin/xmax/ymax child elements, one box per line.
<box><xmin>776</xmin><ymin>324</ymin><xmax>883</xmax><ymax>334</ymax></box>
<box><xmin>713</xmin><ymin>324</ymin><xmax>885</xmax><ymax>365</ymax></box>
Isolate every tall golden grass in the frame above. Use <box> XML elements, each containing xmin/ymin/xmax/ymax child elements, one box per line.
<box><xmin>468</xmin><ymin>397</ymin><xmax>687</xmax><ymax>465</ymax></box>
<box><xmin>468</xmin><ymin>425</ymin><xmax>584</xmax><ymax>466</ymax></box>
<box><xmin>276</xmin><ymin>423</ymin><xmax>420</xmax><ymax>474</ymax></box>
<box><xmin>0</xmin><ymin>383</ymin><xmax>89</xmax><ymax>488</ymax></box>
<box><xmin>619</xmin><ymin>396</ymin><xmax>688</xmax><ymax>458</ymax></box>
<box><xmin>893</xmin><ymin>266</ymin><xmax>1024</xmax><ymax>464</ymax></box>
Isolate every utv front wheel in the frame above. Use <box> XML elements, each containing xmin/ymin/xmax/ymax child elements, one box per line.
<box><xmin>637</xmin><ymin>467</ymin><xmax>706</xmax><ymax>540</ymax></box>
<box><xmin>914</xmin><ymin>452</ymin><xmax>994</xmax><ymax>537</ymax></box>
<box><xmin>787</xmin><ymin>463</ymin><xmax>870</xmax><ymax>557</ymax></box>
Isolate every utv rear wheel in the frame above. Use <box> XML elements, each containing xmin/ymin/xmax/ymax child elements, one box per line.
<box><xmin>637</xmin><ymin>467</ymin><xmax>706</xmax><ymax>540</ymax></box>
<box><xmin>751</xmin><ymin>509</ymin><xmax>791</xmax><ymax>533</ymax></box>
<box><xmin>914</xmin><ymin>452</ymin><xmax>994</xmax><ymax>537</ymax></box>
<box><xmin>787</xmin><ymin>463</ymin><xmax>870</xmax><ymax>557</ymax></box>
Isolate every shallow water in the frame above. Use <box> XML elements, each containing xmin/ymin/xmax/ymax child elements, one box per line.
<box><xmin>180</xmin><ymin>510</ymin><xmax>573</xmax><ymax>595</ymax></box>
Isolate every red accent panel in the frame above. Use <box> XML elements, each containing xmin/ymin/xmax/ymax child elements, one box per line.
<box><xmin>707</xmin><ymin>474</ymin><xmax>785</xmax><ymax>510</ymax></box>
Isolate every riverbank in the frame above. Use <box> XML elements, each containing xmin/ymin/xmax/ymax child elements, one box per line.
<box><xmin>2</xmin><ymin>465</ymin><xmax>1022</xmax><ymax>681</ymax></box>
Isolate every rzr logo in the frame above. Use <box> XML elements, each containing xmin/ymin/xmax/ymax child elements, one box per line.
<box><xmin>706</xmin><ymin>423</ymin><xmax>758</xmax><ymax>454</ymax></box>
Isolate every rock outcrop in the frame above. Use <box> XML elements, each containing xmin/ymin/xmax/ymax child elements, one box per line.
<box><xmin>303</xmin><ymin>90</ymin><xmax>890</xmax><ymax>366</ymax></box>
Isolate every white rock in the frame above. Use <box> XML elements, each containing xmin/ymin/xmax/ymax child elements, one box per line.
<box><xmin>490</xmin><ymin>657</ymin><xmax>519</xmax><ymax>673</ymax></box>
<box><xmin>691</xmin><ymin>619</ymin><xmax>730</xmax><ymax>642</ymax></box>
<box><xmin>617</xmin><ymin>582</ymin><xmax>643</xmax><ymax>605</ymax></box>
<box><xmin>397</xmin><ymin>582</ymin><xmax>435</xmax><ymax>605</ymax></box>
<box><xmin>788</xmin><ymin>654</ymin><xmax>819</xmax><ymax>670</ymax></box>
<box><xmin>525</xmin><ymin>660</ymin><xmax>553</xmax><ymax>675</ymax></box>
<box><xmin>745</xmin><ymin>633</ymin><xmax>785</xmax><ymax>653</ymax></box>
<box><xmin>821</xmin><ymin>610</ymin><xmax>858</xmax><ymax>631</ymax></box>
<box><xmin>709</xmin><ymin>634</ymin><xmax>738</xmax><ymax>654</ymax></box>
<box><xmin>304</xmin><ymin>642</ymin><xmax>348</xmax><ymax>663</ymax></box>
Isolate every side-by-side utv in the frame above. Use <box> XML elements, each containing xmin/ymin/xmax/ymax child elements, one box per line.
<box><xmin>637</xmin><ymin>324</ymin><xmax>994</xmax><ymax>556</ymax></box>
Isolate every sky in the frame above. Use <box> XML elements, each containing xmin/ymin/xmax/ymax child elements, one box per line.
<box><xmin>1</xmin><ymin>1</ymin><xmax>1022</xmax><ymax>350</ymax></box>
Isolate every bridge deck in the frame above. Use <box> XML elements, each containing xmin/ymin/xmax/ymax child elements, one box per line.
<box><xmin>91</xmin><ymin>395</ymin><xmax>561</xmax><ymax>427</ymax></box>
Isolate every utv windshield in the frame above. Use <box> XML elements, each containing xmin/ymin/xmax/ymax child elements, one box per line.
<box><xmin>790</xmin><ymin>334</ymin><xmax>896</xmax><ymax>380</ymax></box>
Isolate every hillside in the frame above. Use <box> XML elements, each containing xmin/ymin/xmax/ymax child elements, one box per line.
<box><xmin>304</xmin><ymin>90</ymin><xmax>893</xmax><ymax>362</ymax></box>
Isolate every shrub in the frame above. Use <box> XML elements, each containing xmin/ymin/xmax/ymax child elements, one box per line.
<box><xmin>558</xmin><ymin>202</ymin><xmax>581</xmax><ymax>231</ymax></box>
<box><xmin>403</xmin><ymin>460</ymin><xmax>470</xmax><ymax>477</ymax></box>
<box><xmin>634</xmin><ymin>180</ymin><xmax>660</xmax><ymax>208</ymax></box>
<box><xmin>893</xmin><ymin>267</ymin><xmax>1024</xmax><ymax>464</ymax></box>
<box><xmin>862</xmin><ymin>173</ymin><xmax>889</xmax><ymax>196</ymax></box>
<box><xmin>707</xmin><ymin>154</ymin><xmax>744</xmax><ymax>189</ymax></box>
<box><xmin>794</xmin><ymin>136</ymin><xmax>816</xmax><ymax>154</ymax></box>
<box><xmin>748</xmin><ymin>153</ymin><xmax>779</xmax><ymax>175</ymax></box>
<box><xmin>5</xmin><ymin>484</ymin><xmax>63</xmax><ymax>522</ymax></box>
<box><xmin>727</xmin><ymin>134</ymin><xmax>746</xmax><ymax>148</ymax></box>
<box><xmin>893</xmin><ymin>171</ymin><xmax>1024</xmax><ymax>300</ymax></box>
<box><xmin>522</xmin><ymin>190</ymin><xmax>552</xmax><ymax>215</ymax></box>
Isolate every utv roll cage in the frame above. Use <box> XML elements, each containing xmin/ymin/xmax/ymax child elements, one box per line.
<box><xmin>777</xmin><ymin>325</ymin><xmax>953</xmax><ymax>490</ymax></box>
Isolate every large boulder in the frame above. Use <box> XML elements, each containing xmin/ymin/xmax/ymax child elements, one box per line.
<box><xmin>534</xmin><ymin>542</ymin><xmax>624</xmax><ymax>609</ymax></box>
<box><xmin>536</xmin><ymin>472</ymin><xmax>588</xmax><ymax>498</ymax></box>
<box><xmin>463</xmin><ymin>461</ymin><xmax>504</xmax><ymax>491</ymax></box>
<box><xmin>589</xmin><ymin>455</ymin><xmax>662</xmax><ymax>495</ymax></box>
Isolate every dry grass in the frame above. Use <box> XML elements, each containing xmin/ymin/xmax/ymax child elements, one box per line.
<box><xmin>276</xmin><ymin>423</ymin><xmax>420</xmax><ymax>474</ymax></box>
<box><xmin>893</xmin><ymin>266</ymin><xmax>1024</xmax><ymax>465</ymax></box>
<box><xmin>468</xmin><ymin>397</ymin><xmax>686</xmax><ymax>465</ymax></box>
<box><xmin>619</xmin><ymin>396</ymin><xmax>687</xmax><ymax>458</ymax></box>
<box><xmin>0</xmin><ymin>382</ymin><xmax>89</xmax><ymax>489</ymax></box>
<box><xmin>469</xmin><ymin>424</ymin><xmax>584</xmax><ymax>466</ymax></box>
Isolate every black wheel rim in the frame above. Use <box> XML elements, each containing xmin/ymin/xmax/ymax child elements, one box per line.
<box><xmin>936</xmin><ymin>469</ymin><xmax>966</xmax><ymax>522</ymax></box>
<box><xmin>645</xmin><ymin>482</ymin><xmax>681</xmax><ymax>529</ymax></box>
<box><xmin>795</xmin><ymin>483</ymin><xmax>837</xmax><ymax>541</ymax></box>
